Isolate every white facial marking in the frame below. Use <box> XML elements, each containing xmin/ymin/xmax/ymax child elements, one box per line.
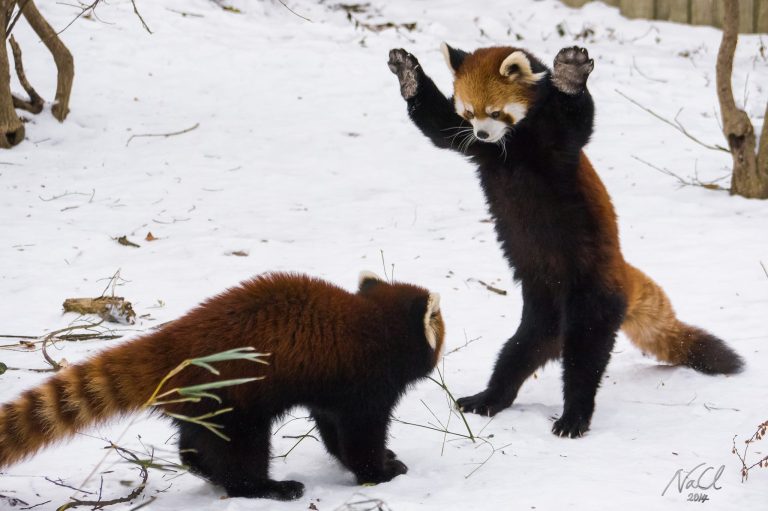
<box><xmin>358</xmin><ymin>270</ymin><xmax>384</xmax><ymax>287</ymax></box>
<box><xmin>424</xmin><ymin>292</ymin><xmax>441</xmax><ymax>351</ymax></box>
<box><xmin>503</xmin><ymin>103</ymin><xmax>527</xmax><ymax>124</ymax></box>
<box><xmin>454</xmin><ymin>96</ymin><xmax>465</xmax><ymax>115</ymax></box>
<box><xmin>471</xmin><ymin>118</ymin><xmax>508</xmax><ymax>143</ymax></box>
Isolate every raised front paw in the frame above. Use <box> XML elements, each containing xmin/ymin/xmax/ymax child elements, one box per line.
<box><xmin>552</xmin><ymin>412</ymin><xmax>591</xmax><ymax>438</ymax></box>
<box><xmin>551</xmin><ymin>46</ymin><xmax>594</xmax><ymax>95</ymax></box>
<box><xmin>456</xmin><ymin>389</ymin><xmax>512</xmax><ymax>417</ymax></box>
<box><xmin>388</xmin><ymin>48</ymin><xmax>421</xmax><ymax>100</ymax></box>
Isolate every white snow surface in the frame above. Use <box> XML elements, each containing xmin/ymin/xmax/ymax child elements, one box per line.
<box><xmin>0</xmin><ymin>0</ymin><xmax>766</xmax><ymax>509</ymax></box>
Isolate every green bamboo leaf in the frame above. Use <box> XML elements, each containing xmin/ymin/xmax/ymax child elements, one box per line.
<box><xmin>180</xmin><ymin>391</ymin><xmax>222</xmax><ymax>403</ymax></box>
<box><xmin>151</xmin><ymin>397</ymin><xmax>203</xmax><ymax>406</ymax></box>
<box><xmin>189</xmin><ymin>360</ymin><xmax>221</xmax><ymax>375</ymax></box>
<box><xmin>190</xmin><ymin>347</ymin><xmax>270</xmax><ymax>365</ymax></box>
<box><xmin>176</xmin><ymin>377</ymin><xmax>262</xmax><ymax>396</ymax></box>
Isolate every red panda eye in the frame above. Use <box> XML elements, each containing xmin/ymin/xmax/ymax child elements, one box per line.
<box><xmin>491</xmin><ymin>111</ymin><xmax>501</xmax><ymax>119</ymax></box>
<box><xmin>465</xmin><ymin>111</ymin><xmax>474</xmax><ymax>119</ymax></box>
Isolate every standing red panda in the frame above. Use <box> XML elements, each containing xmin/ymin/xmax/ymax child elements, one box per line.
<box><xmin>388</xmin><ymin>44</ymin><xmax>743</xmax><ymax>438</ymax></box>
<box><xmin>0</xmin><ymin>271</ymin><xmax>445</xmax><ymax>500</ymax></box>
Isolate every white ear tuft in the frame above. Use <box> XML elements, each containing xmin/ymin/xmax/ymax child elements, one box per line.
<box><xmin>499</xmin><ymin>51</ymin><xmax>545</xmax><ymax>84</ymax></box>
<box><xmin>358</xmin><ymin>270</ymin><xmax>384</xmax><ymax>288</ymax></box>
<box><xmin>428</xmin><ymin>292</ymin><xmax>441</xmax><ymax>313</ymax></box>
<box><xmin>424</xmin><ymin>292</ymin><xmax>441</xmax><ymax>350</ymax></box>
<box><xmin>441</xmin><ymin>42</ymin><xmax>453</xmax><ymax>74</ymax></box>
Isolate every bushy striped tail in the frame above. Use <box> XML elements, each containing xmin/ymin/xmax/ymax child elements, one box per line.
<box><xmin>621</xmin><ymin>264</ymin><xmax>744</xmax><ymax>375</ymax></box>
<box><xmin>0</xmin><ymin>334</ymin><xmax>167</xmax><ymax>468</ymax></box>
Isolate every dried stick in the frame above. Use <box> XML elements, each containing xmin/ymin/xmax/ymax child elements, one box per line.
<box><xmin>126</xmin><ymin>123</ymin><xmax>199</xmax><ymax>146</ymax></box>
<box><xmin>616</xmin><ymin>89</ymin><xmax>729</xmax><ymax>153</ymax></box>
<box><xmin>276</xmin><ymin>0</ymin><xmax>312</xmax><ymax>22</ymax></box>
<box><xmin>130</xmin><ymin>0</ymin><xmax>151</xmax><ymax>33</ymax></box>
<box><xmin>57</xmin><ymin>444</ymin><xmax>149</xmax><ymax>511</ymax></box>
<box><xmin>468</xmin><ymin>278</ymin><xmax>507</xmax><ymax>295</ymax></box>
<box><xmin>631</xmin><ymin>155</ymin><xmax>728</xmax><ymax>191</ymax></box>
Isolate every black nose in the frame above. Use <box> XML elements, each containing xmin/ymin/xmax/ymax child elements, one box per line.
<box><xmin>476</xmin><ymin>130</ymin><xmax>489</xmax><ymax>140</ymax></box>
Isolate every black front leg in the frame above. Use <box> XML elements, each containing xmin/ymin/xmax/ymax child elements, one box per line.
<box><xmin>334</xmin><ymin>410</ymin><xmax>407</xmax><ymax>485</ymax></box>
<box><xmin>388</xmin><ymin>49</ymin><xmax>489</xmax><ymax>157</ymax></box>
<box><xmin>537</xmin><ymin>46</ymin><xmax>596</xmax><ymax>151</ymax></box>
<box><xmin>457</xmin><ymin>284</ymin><xmax>563</xmax><ymax>416</ymax></box>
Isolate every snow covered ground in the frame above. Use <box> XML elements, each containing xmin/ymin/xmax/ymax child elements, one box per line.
<box><xmin>0</xmin><ymin>0</ymin><xmax>766</xmax><ymax>509</ymax></box>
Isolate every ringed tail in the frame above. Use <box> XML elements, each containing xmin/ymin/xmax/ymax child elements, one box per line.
<box><xmin>621</xmin><ymin>263</ymin><xmax>744</xmax><ymax>375</ymax></box>
<box><xmin>0</xmin><ymin>333</ymin><xmax>170</xmax><ymax>468</ymax></box>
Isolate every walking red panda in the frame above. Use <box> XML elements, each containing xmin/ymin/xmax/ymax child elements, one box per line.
<box><xmin>388</xmin><ymin>44</ymin><xmax>742</xmax><ymax>438</ymax></box>
<box><xmin>0</xmin><ymin>271</ymin><xmax>445</xmax><ymax>500</ymax></box>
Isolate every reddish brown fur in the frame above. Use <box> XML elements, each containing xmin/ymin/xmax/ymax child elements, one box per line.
<box><xmin>0</xmin><ymin>273</ymin><xmax>444</xmax><ymax>471</ymax></box>
<box><xmin>576</xmin><ymin>153</ymin><xmax>735</xmax><ymax>370</ymax></box>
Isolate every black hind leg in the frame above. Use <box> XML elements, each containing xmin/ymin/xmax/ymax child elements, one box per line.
<box><xmin>457</xmin><ymin>284</ymin><xmax>562</xmax><ymax>416</ymax></box>
<box><xmin>311</xmin><ymin>410</ymin><xmax>341</xmax><ymax>460</ymax></box>
<box><xmin>552</xmin><ymin>286</ymin><xmax>626</xmax><ymax>438</ymax></box>
<box><xmin>176</xmin><ymin>414</ymin><xmax>304</xmax><ymax>500</ymax></box>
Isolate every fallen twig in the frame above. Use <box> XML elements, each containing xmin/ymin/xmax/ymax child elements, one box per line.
<box><xmin>445</xmin><ymin>330</ymin><xmax>482</xmax><ymax>356</ymax></box>
<box><xmin>130</xmin><ymin>0</ymin><xmax>151</xmax><ymax>33</ymax></box>
<box><xmin>277</xmin><ymin>0</ymin><xmax>312</xmax><ymax>22</ymax></box>
<box><xmin>126</xmin><ymin>123</ymin><xmax>200</xmax><ymax>146</ymax></box>
<box><xmin>631</xmin><ymin>56</ymin><xmax>667</xmax><ymax>83</ymax></box>
<box><xmin>631</xmin><ymin>155</ymin><xmax>728</xmax><ymax>191</ymax></box>
<box><xmin>616</xmin><ymin>89</ymin><xmax>729</xmax><ymax>153</ymax></box>
<box><xmin>272</xmin><ymin>425</ymin><xmax>318</xmax><ymax>460</ymax></box>
<box><xmin>467</xmin><ymin>278</ymin><xmax>507</xmax><ymax>295</ymax></box>
<box><xmin>56</xmin><ymin>444</ymin><xmax>149</xmax><ymax>511</ymax></box>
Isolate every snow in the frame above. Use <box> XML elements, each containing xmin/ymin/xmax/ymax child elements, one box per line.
<box><xmin>0</xmin><ymin>0</ymin><xmax>766</xmax><ymax>509</ymax></box>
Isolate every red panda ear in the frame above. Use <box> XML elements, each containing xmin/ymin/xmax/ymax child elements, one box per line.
<box><xmin>499</xmin><ymin>51</ymin><xmax>545</xmax><ymax>84</ymax></box>
<box><xmin>441</xmin><ymin>42</ymin><xmax>468</xmax><ymax>75</ymax></box>
<box><xmin>358</xmin><ymin>271</ymin><xmax>385</xmax><ymax>293</ymax></box>
<box><xmin>423</xmin><ymin>292</ymin><xmax>441</xmax><ymax>350</ymax></box>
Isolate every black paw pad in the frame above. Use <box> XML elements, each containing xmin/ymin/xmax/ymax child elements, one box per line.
<box><xmin>552</xmin><ymin>46</ymin><xmax>594</xmax><ymax>95</ymax></box>
<box><xmin>388</xmin><ymin>48</ymin><xmax>421</xmax><ymax>100</ymax></box>
<box><xmin>551</xmin><ymin>414</ymin><xmax>590</xmax><ymax>438</ymax></box>
<box><xmin>456</xmin><ymin>390</ymin><xmax>511</xmax><ymax>417</ymax></box>
<box><xmin>271</xmin><ymin>480</ymin><xmax>305</xmax><ymax>501</ymax></box>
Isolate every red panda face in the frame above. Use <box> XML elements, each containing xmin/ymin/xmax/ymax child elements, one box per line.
<box><xmin>442</xmin><ymin>44</ymin><xmax>546</xmax><ymax>143</ymax></box>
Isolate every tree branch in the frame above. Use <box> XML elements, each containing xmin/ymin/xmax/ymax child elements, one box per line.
<box><xmin>9</xmin><ymin>34</ymin><xmax>43</xmax><ymax>114</ymax></box>
<box><xmin>615</xmin><ymin>89</ymin><xmax>729</xmax><ymax>153</ymax></box>
<box><xmin>20</xmin><ymin>0</ymin><xmax>74</xmax><ymax>122</ymax></box>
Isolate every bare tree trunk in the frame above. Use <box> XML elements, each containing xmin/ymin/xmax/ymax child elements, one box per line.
<box><xmin>21</xmin><ymin>0</ymin><xmax>73</xmax><ymax>122</ymax></box>
<box><xmin>758</xmin><ymin>102</ymin><xmax>768</xmax><ymax>188</ymax></box>
<box><xmin>0</xmin><ymin>0</ymin><xmax>25</xmax><ymax>148</ymax></box>
<box><xmin>717</xmin><ymin>0</ymin><xmax>768</xmax><ymax>198</ymax></box>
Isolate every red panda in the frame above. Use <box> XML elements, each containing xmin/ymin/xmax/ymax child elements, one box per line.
<box><xmin>0</xmin><ymin>271</ymin><xmax>445</xmax><ymax>500</ymax></box>
<box><xmin>388</xmin><ymin>44</ymin><xmax>743</xmax><ymax>438</ymax></box>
